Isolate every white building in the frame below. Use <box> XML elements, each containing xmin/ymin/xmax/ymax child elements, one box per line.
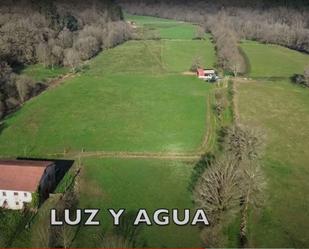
<box><xmin>197</xmin><ymin>68</ymin><xmax>218</xmax><ymax>81</ymax></box>
<box><xmin>0</xmin><ymin>160</ymin><xmax>56</xmax><ymax>210</ymax></box>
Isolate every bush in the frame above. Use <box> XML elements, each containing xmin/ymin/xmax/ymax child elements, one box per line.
<box><xmin>15</xmin><ymin>75</ymin><xmax>35</xmax><ymax>104</ymax></box>
<box><xmin>74</xmin><ymin>36</ymin><xmax>100</xmax><ymax>60</ymax></box>
<box><xmin>291</xmin><ymin>74</ymin><xmax>309</xmax><ymax>88</ymax></box>
<box><xmin>63</xmin><ymin>48</ymin><xmax>81</xmax><ymax>72</ymax></box>
<box><xmin>0</xmin><ymin>101</ymin><xmax>5</xmax><ymax>119</ymax></box>
<box><xmin>190</xmin><ymin>56</ymin><xmax>203</xmax><ymax>72</ymax></box>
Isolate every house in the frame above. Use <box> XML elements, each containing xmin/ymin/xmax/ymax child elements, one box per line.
<box><xmin>197</xmin><ymin>68</ymin><xmax>218</xmax><ymax>81</ymax></box>
<box><xmin>0</xmin><ymin>160</ymin><xmax>56</xmax><ymax>210</ymax></box>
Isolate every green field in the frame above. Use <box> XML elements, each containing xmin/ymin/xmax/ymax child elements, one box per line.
<box><xmin>0</xmin><ymin>26</ymin><xmax>215</xmax><ymax>156</ymax></box>
<box><xmin>127</xmin><ymin>14</ymin><xmax>198</xmax><ymax>40</ymax></box>
<box><xmin>241</xmin><ymin>40</ymin><xmax>309</xmax><ymax>78</ymax></box>
<box><xmin>73</xmin><ymin>158</ymin><xmax>201</xmax><ymax>248</ymax></box>
<box><xmin>0</xmin><ymin>15</ymin><xmax>216</xmax><ymax>157</ymax></box>
<box><xmin>238</xmin><ymin>39</ymin><xmax>309</xmax><ymax>248</ymax></box>
<box><xmin>21</xmin><ymin>64</ymin><xmax>69</xmax><ymax>82</ymax></box>
<box><xmin>237</xmin><ymin>80</ymin><xmax>309</xmax><ymax>248</ymax></box>
<box><xmin>0</xmin><ymin>15</ymin><xmax>217</xmax><ymax>248</ymax></box>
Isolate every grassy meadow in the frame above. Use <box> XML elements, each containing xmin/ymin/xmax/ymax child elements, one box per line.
<box><xmin>0</xmin><ymin>40</ymin><xmax>213</xmax><ymax>156</ymax></box>
<box><xmin>241</xmin><ymin>40</ymin><xmax>309</xmax><ymax>78</ymax></box>
<box><xmin>0</xmin><ymin>14</ymin><xmax>216</xmax><ymax>157</ymax></box>
<box><xmin>236</xmin><ymin>39</ymin><xmax>309</xmax><ymax>247</ymax></box>
<box><xmin>21</xmin><ymin>64</ymin><xmax>69</xmax><ymax>82</ymax></box>
<box><xmin>0</xmin><ymin>15</ymin><xmax>217</xmax><ymax>247</ymax></box>
<box><xmin>126</xmin><ymin>14</ymin><xmax>198</xmax><ymax>40</ymax></box>
<box><xmin>73</xmin><ymin>158</ymin><xmax>201</xmax><ymax>248</ymax></box>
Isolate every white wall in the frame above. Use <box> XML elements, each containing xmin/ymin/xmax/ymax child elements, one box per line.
<box><xmin>0</xmin><ymin>190</ymin><xmax>32</xmax><ymax>210</ymax></box>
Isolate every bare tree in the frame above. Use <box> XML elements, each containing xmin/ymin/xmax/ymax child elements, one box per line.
<box><xmin>15</xmin><ymin>75</ymin><xmax>35</xmax><ymax>104</ymax></box>
<box><xmin>224</xmin><ymin>124</ymin><xmax>265</xmax><ymax>162</ymax></box>
<box><xmin>195</xmin><ymin>26</ymin><xmax>205</xmax><ymax>39</ymax></box>
<box><xmin>304</xmin><ymin>66</ymin><xmax>309</xmax><ymax>85</ymax></box>
<box><xmin>64</xmin><ymin>48</ymin><xmax>81</xmax><ymax>72</ymax></box>
<box><xmin>100</xmin><ymin>235</ymin><xmax>133</xmax><ymax>248</ymax></box>
<box><xmin>36</xmin><ymin>42</ymin><xmax>51</xmax><ymax>68</ymax></box>
<box><xmin>238</xmin><ymin>158</ymin><xmax>266</xmax><ymax>246</ymax></box>
<box><xmin>194</xmin><ymin>154</ymin><xmax>241</xmax><ymax>223</ymax></box>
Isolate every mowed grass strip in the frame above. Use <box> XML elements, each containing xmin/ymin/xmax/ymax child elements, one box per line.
<box><xmin>241</xmin><ymin>40</ymin><xmax>309</xmax><ymax>78</ymax></box>
<box><xmin>237</xmin><ymin>80</ymin><xmax>309</xmax><ymax>248</ymax></box>
<box><xmin>74</xmin><ymin>158</ymin><xmax>201</xmax><ymax>248</ymax></box>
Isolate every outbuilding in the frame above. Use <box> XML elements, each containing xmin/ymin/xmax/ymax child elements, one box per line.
<box><xmin>197</xmin><ymin>68</ymin><xmax>218</xmax><ymax>81</ymax></box>
<box><xmin>0</xmin><ymin>160</ymin><xmax>56</xmax><ymax>210</ymax></box>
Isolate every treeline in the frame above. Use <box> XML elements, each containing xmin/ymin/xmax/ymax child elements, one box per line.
<box><xmin>0</xmin><ymin>0</ymin><xmax>131</xmax><ymax>120</ymax></box>
<box><xmin>194</xmin><ymin>124</ymin><xmax>266</xmax><ymax>247</ymax></box>
<box><xmin>121</xmin><ymin>0</ymin><xmax>309</xmax><ymax>75</ymax></box>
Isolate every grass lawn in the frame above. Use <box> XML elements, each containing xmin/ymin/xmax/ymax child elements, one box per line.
<box><xmin>241</xmin><ymin>40</ymin><xmax>309</xmax><ymax>78</ymax></box>
<box><xmin>236</xmin><ymin>80</ymin><xmax>309</xmax><ymax>247</ymax></box>
<box><xmin>21</xmin><ymin>64</ymin><xmax>69</xmax><ymax>82</ymax></box>
<box><xmin>73</xmin><ymin>158</ymin><xmax>201</xmax><ymax>248</ymax></box>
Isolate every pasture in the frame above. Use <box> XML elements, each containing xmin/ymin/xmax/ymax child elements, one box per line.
<box><xmin>21</xmin><ymin>64</ymin><xmax>69</xmax><ymax>82</ymax></box>
<box><xmin>74</xmin><ymin>158</ymin><xmax>201</xmax><ymax>248</ymax></box>
<box><xmin>241</xmin><ymin>40</ymin><xmax>309</xmax><ymax>78</ymax></box>
<box><xmin>0</xmin><ymin>72</ymin><xmax>210</xmax><ymax>156</ymax></box>
<box><xmin>236</xmin><ymin>36</ymin><xmax>309</xmax><ymax>247</ymax></box>
<box><xmin>0</xmin><ymin>17</ymin><xmax>216</xmax><ymax>157</ymax></box>
<box><xmin>237</xmin><ymin>38</ymin><xmax>309</xmax><ymax>247</ymax></box>
<box><xmin>0</xmin><ymin>14</ymin><xmax>217</xmax><ymax>248</ymax></box>
<box><xmin>236</xmin><ymin>80</ymin><xmax>309</xmax><ymax>247</ymax></box>
<box><xmin>126</xmin><ymin>14</ymin><xmax>198</xmax><ymax>40</ymax></box>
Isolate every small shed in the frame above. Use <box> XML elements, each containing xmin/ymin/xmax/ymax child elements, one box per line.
<box><xmin>197</xmin><ymin>68</ymin><xmax>218</xmax><ymax>81</ymax></box>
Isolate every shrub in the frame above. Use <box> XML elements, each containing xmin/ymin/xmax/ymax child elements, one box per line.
<box><xmin>74</xmin><ymin>36</ymin><xmax>100</xmax><ymax>60</ymax></box>
<box><xmin>190</xmin><ymin>56</ymin><xmax>203</xmax><ymax>72</ymax></box>
<box><xmin>63</xmin><ymin>48</ymin><xmax>81</xmax><ymax>72</ymax></box>
<box><xmin>15</xmin><ymin>75</ymin><xmax>35</xmax><ymax>104</ymax></box>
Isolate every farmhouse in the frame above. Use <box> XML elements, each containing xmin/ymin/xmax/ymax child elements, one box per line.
<box><xmin>197</xmin><ymin>68</ymin><xmax>218</xmax><ymax>81</ymax></box>
<box><xmin>0</xmin><ymin>160</ymin><xmax>56</xmax><ymax>210</ymax></box>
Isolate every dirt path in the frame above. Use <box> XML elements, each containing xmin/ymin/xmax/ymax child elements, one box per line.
<box><xmin>48</xmin><ymin>72</ymin><xmax>76</xmax><ymax>89</ymax></box>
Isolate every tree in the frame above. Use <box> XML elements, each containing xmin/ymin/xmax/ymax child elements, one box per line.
<box><xmin>194</xmin><ymin>154</ymin><xmax>241</xmax><ymax>223</ymax></box>
<box><xmin>0</xmin><ymin>101</ymin><xmax>5</xmax><ymax>119</ymax></box>
<box><xmin>224</xmin><ymin>124</ymin><xmax>264</xmax><ymax>162</ymax></box>
<box><xmin>36</xmin><ymin>42</ymin><xmax>51</xmax><ymax>68</ymax></box>
<box><xmin>304</xmin><ymin>66</ymin><xmax>309</xmax><ymax>85</ymax></box>
<box><xmin>238</xmin><ymin>158</ymin><xmax>266</xmax><ymax>246</ymax></box>
<box><xmin>100</xmin><ymin>235</ymin><xmax>133</xmax><ymax>248</ymax></box>
<box><xmin>195</xmin><ymin>26</ymin><xmax>205</xmax><ymax>40</ymax></box>
<box><xmin>74</xmin><ymin>36</ymin><xmax>100</xmax><ymax>60</ymax></box>
<box><xmin>190</xmin><ymin>56</ymin><xmax>203</xmax><ymax>72</ymax></box>
<box><xmin>15</xmin><ymin>75</ymin><xmax>35</xmax><ymax>104</ymax></box>
<box><xmin>64</xmin><ymin>48</ymin><xmax>81</xmax><ymax>72</ymax></box>
<box><xmin>194</xmin><ymin>154</ymin><xmax>241</xmax><ymax>247</ymax></box>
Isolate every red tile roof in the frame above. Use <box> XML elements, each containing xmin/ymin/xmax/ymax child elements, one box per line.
<box><xmin>0</xmin><ymin>160</ymin><xmax>54</xmax><ymax>192</ymax></box>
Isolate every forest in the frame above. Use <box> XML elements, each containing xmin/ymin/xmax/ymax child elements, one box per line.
<box><xmin>0</xmin><ymin>0</ymin><xmax>131</xmax><ymax>120</ymax></box>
